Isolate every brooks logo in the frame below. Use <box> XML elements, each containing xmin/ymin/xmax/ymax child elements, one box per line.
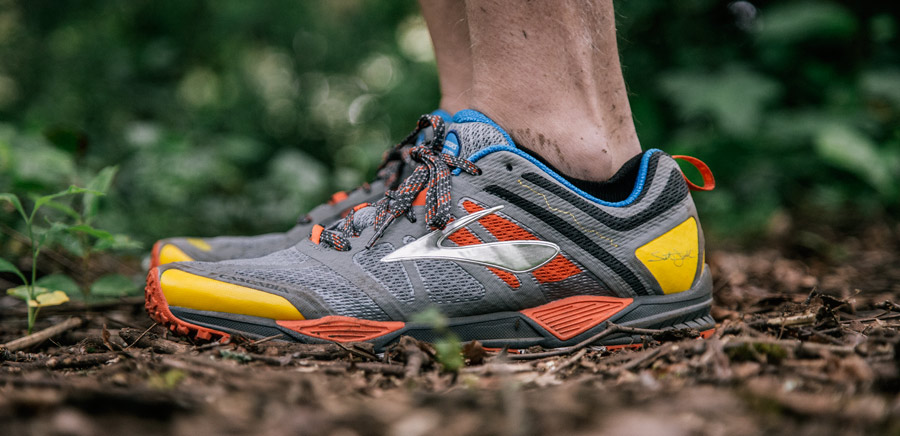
<box><xmin>380</xmin><ymin>206</ymin><xmax>560</xmax><ymax>273</ymax></box>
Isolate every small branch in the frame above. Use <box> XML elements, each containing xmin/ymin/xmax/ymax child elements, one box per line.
<box><xmin>762</xmin><ymin>312</ymin><xmax>817</xmax><ymax>328</ymax></box>
<box><xmin>506</xmin><ymin>323</ymin><xmax>666</xmax><ymax>361</ymax></box>
<box><xmin>249</xmin><ymin>334</ymin><xmax>283</xmax><ymax>346</ymax></box>
<box><xmin>193</xmin><ymin>341</ymin><xmax>224</xmax><ymax>352</ymax></box>
<box><xmin>721</xmin><ymin>338</ymin><xmax>856</xmax><ymax>356</ymax></box>
<box><xmin>1</xmin><ymin>317</ymin><xmax>83</xmax><ymax>352</ymax></box>
<box><xmin>545</xmin><ymin>348</ymin><xmax>587</xmax><ymax>376</ymax></box>
<box><xmin>46</xmin><ymin>352</ymin><xmax>119</xmax><ymax>369</ymax></box>
<box><xmin>124</xmin><ymin>323</ymin><xmax>157</xmax><ymax>350</ymax></box>
<box><xmin>330</xmin><ymin>341</ymin><xmax>379</xmax><ymax>361</ymax></box>
<box><xmin>118</xmin><ymin>328</ymin><xmax>191</xmax><ymax>354</ymax></box>
<box><xmin>618</xmin><ymin>346</ymin><xmax>665</xmax><ymax>372</ymax></box>
<box><xmin>2</xmin><ymin>351</ymin><xmax>118</xmax><ymax>370</ymax></box>
<box><xmin>749</xmin><ymin>313</ymin><xmax>816</xmax><ymax>328</ymax></box>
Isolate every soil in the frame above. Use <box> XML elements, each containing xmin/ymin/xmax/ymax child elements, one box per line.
<box><xmin>2</xmin><ymin>223</ymin><xmax>900</xmax><ymax>436</ymax></box>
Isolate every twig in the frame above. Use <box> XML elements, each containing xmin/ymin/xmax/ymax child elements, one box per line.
<box><xmin>618</xmin><ymin>346</ymin><xmax>664</xmax><ymax>372</ymax></box>
<box><xmin>1</xmin><ymin>317</ymin><xmax>83</xmax><ymax>352</ymax></box>
<box><xmin>251</xmin><ymin>342</ymin><xmax>375</xmax><ymax>360</ymax></box>
<box><xmin>244</xmin><ymin>352</ymin><xmax>293</xmax><ymax>366</ymax></box>
<box><xmin>721</xmin><ymin>337</ymin><xmax>856</xmax><ymax>356</ymax></box>
<box><xmin>760</xmin><ymin>312</ymin><xmax>817</xmax><ymax>328</ymax></box>
<box><xmin>118</xmin><ymin>328</ymin><xmax>191</xmax><ymax>354</ymax></box>
<box><xmin>546</xmin><ymin>348</ymin><xmax>587</xmax><ymax>376</ymax></box>
<box><xmin>330</xmin><ymin>341</ymin><xmax>379</xmax><ymax>361</ymax></box>
<box><xmin>46</xmin><ymin>352</ymin><xmax>120</xmax><ymax>369</ymax></box>
<box><xmin>124</xmin><ymin>323</ymin><xmax>157</xmax><ymax>350</ymax></box>
<box><xmin>841</xmin><ymin>312</ymin><xmax>900</xmax><ymax>324</ymax></box>
<box><xmin>193</xmin><ymin>341</ymin><xmax>224</xmax><ymax>352</ymax></box>
<box><xmin>506</xmin><ymin>323</ymin><xmax>666</xmax><ymax>361</ymax></box>
<box><xmin>249</xmin><ymin>334</ymin><xmax>283</xmax><ymax>346</ymax></box>
<box><xmin>3</xmin><ymin>351</ymin><xmax>119</xmax><ymax>370</ymax></box>
<box><xmin>804</xmin><ymin>327</ymin><xmax>845</xmax><ymax>346</ymax></box>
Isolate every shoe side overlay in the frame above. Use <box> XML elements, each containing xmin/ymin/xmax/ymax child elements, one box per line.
<box><xmin>146</xmin><ymin>265</ymin><xmax>713</xmax><ymax>350</ymax></box>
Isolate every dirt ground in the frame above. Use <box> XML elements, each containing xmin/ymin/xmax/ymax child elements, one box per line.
<box><xmin>2</xmin><ymin>222</ymin><xmax>900</xmax><ymax>436</ymax></box>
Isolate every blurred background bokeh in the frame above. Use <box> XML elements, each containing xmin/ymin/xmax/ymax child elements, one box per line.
<box><xmin>1</xmin><ymin>0</ymin><xmax>898</xmax><ymax>255</ymax></box>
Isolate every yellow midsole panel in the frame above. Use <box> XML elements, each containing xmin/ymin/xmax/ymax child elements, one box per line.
<box><xmin>159</xmin><ymin>244</ymin><xmax>194</xmax><ymax>265</ymax></box>
<box><xmin>186</xmin><ymin>238</ymin><xmax>212</xmax><ymax>252</ymax></box>
<box><xmin>160</xmin><ymin>269</ymin><xmax>304</xmax><ymax>320</ymax></box>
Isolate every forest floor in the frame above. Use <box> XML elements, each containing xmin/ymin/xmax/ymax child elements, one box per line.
<box><xmin>2</xmin><ymin>222</ymin><xmax>900</xmax><ymax>436</ymax></box>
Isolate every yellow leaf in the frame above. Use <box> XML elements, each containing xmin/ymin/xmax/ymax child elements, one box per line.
<box><xmin>27</xmin><ymin>290</ymin><xmax>70</xmax><ymax>307</ymax></box>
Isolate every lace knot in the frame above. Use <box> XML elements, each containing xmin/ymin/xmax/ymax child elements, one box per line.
<box><xmin>315</xmin><ymin>115</ymin><xmax>480</xmax><ymax>251</ymax></box>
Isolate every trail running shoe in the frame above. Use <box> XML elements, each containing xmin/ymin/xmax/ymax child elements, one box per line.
<box><xmin>149</xmin><ymin>110</ymin><xmax>451</xmax><ymax>268</ymax></box>
<box><xmin>146</xmin><ymin>110</ymin><xmax>717</xmax><ymax>349</ymax></box>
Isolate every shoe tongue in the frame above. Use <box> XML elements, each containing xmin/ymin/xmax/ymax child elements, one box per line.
<box><xmin>336</xmin><ymin>110</ymin><xmax>513</xmax><ymax>237</ymax></box>
<box><xmin>442</xmin><ymin>109</ymin><xmax>516</xmax><ymax>159</ymax></box>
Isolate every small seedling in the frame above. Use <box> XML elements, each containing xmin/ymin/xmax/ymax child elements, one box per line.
<box><xmin>411</xmin><ymin>307</ymin><xmax>464</xmax><ymax>372</ymax></box>
<box><xmin>41</xmin><ymin>166</ymin><xmax>142</xmax><ymax>301</ymax></box>
<box><xmin>1</xmin><ymin>186</ymin><xmax>95</xmax><ymax>333</ymax></box>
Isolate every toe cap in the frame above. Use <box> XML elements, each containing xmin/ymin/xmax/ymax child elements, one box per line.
<box><xmin>159</xmin><ymin>268</ymin><xmax>304</xmax><ymax>320</ymax></box>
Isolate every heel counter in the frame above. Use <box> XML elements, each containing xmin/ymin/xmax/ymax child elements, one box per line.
<box><xmin>634</xmin><ymin>153</ymin><xmax>704</xmax><ymax>295</ymax></box>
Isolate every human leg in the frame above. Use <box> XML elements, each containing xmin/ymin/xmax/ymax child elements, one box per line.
<box><xmin>419</xmin><ymin>0</ymin><xmax>472</xmax><ymax>114</ymax></box>
<box><xmin>465</xmin><ymin>0</ymin><xmax>641</xmax><ymax>181</ymax></box>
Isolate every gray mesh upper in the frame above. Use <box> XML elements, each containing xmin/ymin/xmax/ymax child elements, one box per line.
<box><xmin>354</xmin><ymin>243</ymin><xmax>415</xmax><ymax>304</ymax></box>
<box><xmin>451</xmin><ymin>121</ymin><xmax>513</xmax><ymax>157</ymax></box>
<box><xmin>218</xmin><ymin>246</ymin><xmax>309</xmax><ymax>266</ymax></box>
<box><xmin>415</xmin><ymin>259</ymin><xmax>487</xmax><ymax>304</ymax></box>
<box><xmin>230</xmin><ymin>264</ymin><xmax>390</xmax><ymax>321</ymax></box>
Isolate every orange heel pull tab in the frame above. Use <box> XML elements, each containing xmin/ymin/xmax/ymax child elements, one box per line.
<box><xmin>310</xmin><ymin>224</ymin><xmax>324</xmax><ymax>244</ymax></box>
<box><xmin>329</xmin><ymin>191</ymin><xmax>349</xmax><ymax>205</ymax></box>
<box><xmin>672</xmin><ymin>155</ymin><xmax>715</xmax><ymax>191</ymax></box>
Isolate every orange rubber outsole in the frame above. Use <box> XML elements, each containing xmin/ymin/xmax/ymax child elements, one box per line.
<box><xmin>144</xmin><ymin>260</ymin><xmax>717</xmax><ymax>349</ymax></box>
<box><xmin>144</xmin><ymin>267</ymin><xmax>231</xmax><ymax>343</ymax></box>
<box><xmin>149</xmin><ymin>241</ymin><xmax>161</xmax><ymax>270</ymax></box>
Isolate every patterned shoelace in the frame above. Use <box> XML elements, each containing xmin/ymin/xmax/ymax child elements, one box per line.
<box><xmin>296</xmin><ymin>116</ymin><xmax>439</xmax><ymax>225</ymax></box>
<box><xmin>318</xmin><ymin>115</ymin><xmax>482</xmax><ymax>251</ymax></box>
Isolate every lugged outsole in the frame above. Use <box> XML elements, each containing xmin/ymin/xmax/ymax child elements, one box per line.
<box><xmin>149</xmin><ymin>241</ymin><xmax>161</xmax><ymax>270</ymax></box>
<box><xmin>144</xmin><ymin>267</ymin><xmax>231</xmax><ymax>343</ymax></box>
<box><xmin>150</xmin><ymin>267</ymin><xmax>716</xmax><ymax>350</ymax></box>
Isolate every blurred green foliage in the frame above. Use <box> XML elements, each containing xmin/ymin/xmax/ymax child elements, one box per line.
<box><xmin>0</xmin><ymin>0</ymin><xmax>897</xmax><ymax>251</ymax></box>
<box><xmin>617</xmin><ymin>1</ymin><xmax>899</xmax><ymax>240</ymax></box>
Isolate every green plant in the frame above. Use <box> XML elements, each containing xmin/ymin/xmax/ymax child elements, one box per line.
<box><xmin>39</xmin><ymin>166</ymin><xmax>142</xmax><ymax>302</ymax></box>
<box><xmin>0</xmin><ymin>186</ymin><xmax>95</xmax><ymax>333</ymax></box>
<box><xmin>0</xmin><ymin>164</ymin><xmax>141</xmax><ymax>332</ymax></box>
<box><xmin>411</xmin><ymin>307</ymin><xmax>464</xmax><ymax>372</ymax></box>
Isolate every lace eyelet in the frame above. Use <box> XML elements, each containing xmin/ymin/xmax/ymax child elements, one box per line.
<box><xmin>505</xmin><ymin>163</ymin><xmax>513</xmax><ymax>172</ymax></box>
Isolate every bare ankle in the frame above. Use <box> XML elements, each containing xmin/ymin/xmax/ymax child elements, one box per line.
<box><xmin>478</xmin><ymin>106</ymin><xmax>641</xmax><ymax>182</ymax></box>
